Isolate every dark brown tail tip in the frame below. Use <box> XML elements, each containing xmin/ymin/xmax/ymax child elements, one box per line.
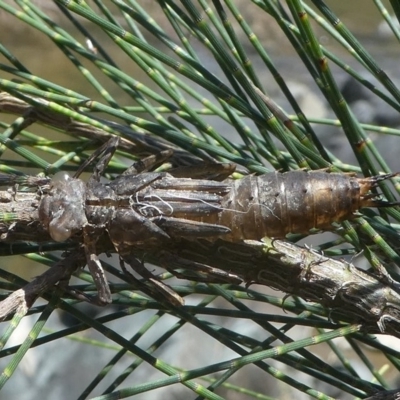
<box><xmin>360</xmin><ymin>172</ymin><xmax>399</xmax><ymax>186</ymax></box>
<box><xmin>359</xmin><ymin>172</ymin><xmax>400</xmax><ymax>207</ymax></box>
<box><xmin>371</xmin><ymin>200</ymin><xmax>400</xmax><ymax>208</ymax></box>
<box><xmin>371</xmin><ymin>172</ymin><xmax>400</xmax><ymax>183</ymax></box>
<box><xmin>359</xmin><ymin>172</ymin><xmax>399</xmax><ymax>189</ymax></box>
<box><xmin>360</xmin><ymin>193</ymin><xmax>400</xmax><ymax>208</ymax></box>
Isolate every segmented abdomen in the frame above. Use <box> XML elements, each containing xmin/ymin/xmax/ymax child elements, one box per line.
<box><xmin>172</xmin><ymin>170</ymin><xmax>396</xmax><ymax>240</ymax></box>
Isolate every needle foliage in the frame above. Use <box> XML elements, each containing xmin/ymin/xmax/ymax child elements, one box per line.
<box><xmin>0</xmin><ymin>1</ymin><xmax>400</xmax><ymax>399</ymax></box>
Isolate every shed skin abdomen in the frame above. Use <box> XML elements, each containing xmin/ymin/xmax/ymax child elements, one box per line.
<box><xmin>175</xmin><ymin>171</ymin><xmax>364</xmax><ymax>240</ymax></box>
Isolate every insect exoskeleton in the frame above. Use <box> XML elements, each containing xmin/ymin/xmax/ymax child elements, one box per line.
<box><xmin>38</xmin><ymin>174</ymin><xmax>88</xmax><ymax>242</ymax></box>
<box><xmin>176</xmin><ymin>170</ymin><xmax>398</xmax><ymax>240</ymax></box>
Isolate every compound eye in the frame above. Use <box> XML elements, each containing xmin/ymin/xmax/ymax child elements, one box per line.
<box><xmin>49</xmin><ymin>219</ymin><xmax>72</xmax><ymax>242</ymax></box>
<box><xmin>39</xmin><ymin>176</ymin><xmax>88</xmax><ymax>242</ymax></box>
<box><xmin>47</xmin><ymin>207</ymin><xmax>73</xmax><ymax>242</ymax></box>
<box><xmin>52</xmin><ymin>171</ymin><xmax>71</xmax><ymax>184</ymax></box>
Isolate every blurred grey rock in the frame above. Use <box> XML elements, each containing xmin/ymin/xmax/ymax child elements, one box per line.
<box><xmin>341</xmin><ymin>74</ymin><xmax>400</xmax><ymax>127</ymax></box>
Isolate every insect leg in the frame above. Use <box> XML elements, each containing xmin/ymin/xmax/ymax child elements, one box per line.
<box><xmin>121</xmin><ymin>150</ymin><xmax>173</xmax><ymax>175</ymax></box>
<box><xmin>168</xmin><ymin>162</ymin><xmax>236</xmax><ymax>181</ymax></box>
<box><xmin>120</xmin><ymin>150</ymin><xmax>236</xmax><ymax>181</ymax></box>
<box><xmin>74</xmin><ymin>136</ymin><xmax>120</xmax><ymax>180</ymax></box>
<box><xmin>108</xmin><ymin>172</ymin><xmax>165</xmax><ymax>196</ymax></box>
<box><xmin>151</xmin><ymin>216</ymin><xmax>230</xmax><ymax>238</ymax></box>
<box><xmin>81</xmin><ymin>227</ymin><xmax>112</xmax><ymax>306</ymax></box>
<box><xmin>157</xmin><ymin>251</ymin><xmax>242</xmax><ymax>284</ymax></box>
<box><xmin>119</xmin><ymin>253</ymin><xmax>184</xmax><ymax>306</ymax></box>
<box><xmin>108</xmin><ymin>208</ymin><xmax>170</xmax><ymax>250</ymax></box>
<box><xmin>149</xmin><ymin>177</ymin><xmax>230</xmax><ymax>193</ymax></box>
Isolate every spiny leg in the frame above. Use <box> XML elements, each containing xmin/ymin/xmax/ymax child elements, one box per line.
<box><xmin>121</xmin><ymin>149</ymin><xmax>173</xmax><ymax>175</ymax></box>
<box><xmin>108</xmin><ymin>208</ymin><xmax>171</xmax><ymax>249</ymax></box>
<box><xmin>80</xmin><ymin>227</ymin><xmax>112</xmax><ymax>306</ymax></box>
<box><xmin>109</xmin><ymin>155</ymin><xmax>234</xmax><ymax>197</ymax></box>
<box><xmin>119</xmin><ymin>253</ymin><xmax>184</xmax><ymax>306</ymax></box>
<box><xmin>168</xmin><ymin>162</ymin><xmax>236</xmax><ymax>181</ymax></box>
<box><xmin>158</xmin><ymin>251</ymin><xmax>242</xmax><ymax>284</ymax></box>
<box><xmin>74</xmin><ymin>136</ymin><xmax>120</xmax><ymax>180</ymax></box>
<box><xmin>151</xmin><ymin>217</ymin><xmax>230</xmax><ymax>238</ymax></box>
<box><xmin>107</xmin><ymin>150</ymin><xmax>174</xmax><ymax>196</ymax></box>
<box><xmin>108</xmin><ymin>172</ymin><xmax>165</xmax><ymax>196</ymax></box>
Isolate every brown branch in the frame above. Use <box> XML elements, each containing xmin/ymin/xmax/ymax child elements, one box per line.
<box><xmin>163</xmin><ymin>238</ymin><xmax>400</xmax><ymax>338</ymax></box>
<box><xmin>0</xmin><ymin>91</ymin><xmax>206</xmax><ymax>163</ymax></box>
<box><xmin>364</xmin><ymin>389</ymin><xmax>400</xmax><ymax>400</ymax></box>
<box><xmin>0</xmin><ymin>251</ymin><xmax>85</xmax><ymax>319</ymax></box>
